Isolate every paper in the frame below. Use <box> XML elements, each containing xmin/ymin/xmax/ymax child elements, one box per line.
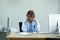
<box><xmin>11</xmin><ymin>28</ymin><xmax>17</xmax><ymax>32</ymax></box>
<box><xmin>18</xmin><ymin>32</ymin><xmax>32</xmax><ymax>35</ymax></box>
<box><xmin>59</xmin><ymin>28</ymin><xmax>60</xmax><ymax>35</ymax></box>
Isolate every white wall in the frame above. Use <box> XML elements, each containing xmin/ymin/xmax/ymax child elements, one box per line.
<box><xmin>0</xmin><ymin>0</ymin><xmax>59</xmax><ymax>32</ymax></box>
<box><xmin>0</xmin><ymin>0</ymin><xmax>3</xmax><ymax>26</ymax></box>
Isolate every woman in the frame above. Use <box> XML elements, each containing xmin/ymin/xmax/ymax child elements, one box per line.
<box><xmin>22</xmin><ymin>10</ymin><xmax>40</xmax><ymax>32</ymax></box>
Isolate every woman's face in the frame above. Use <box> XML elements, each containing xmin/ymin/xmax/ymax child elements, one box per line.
<box><xmin>27</xmin><ymin>15</ymin><xmax>35</xmax><ymax>23</ymax></box>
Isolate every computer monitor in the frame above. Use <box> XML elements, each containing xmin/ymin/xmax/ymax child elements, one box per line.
<box><xmin>49</xmin><ymin>14</ymin><xmax>60</xmax><ymax>33</ymax></box>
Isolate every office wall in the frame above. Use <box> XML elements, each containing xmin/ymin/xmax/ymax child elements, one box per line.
<box><xmin>0</xmin><ymin>0</ymin><xmax>59</xmax><ymax>32</ymax></box>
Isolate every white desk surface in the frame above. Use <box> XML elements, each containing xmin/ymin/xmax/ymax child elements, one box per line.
<box><xmin>6</xmin><ymin>32</ymin><xmax>60</xmax><ymax>38</ymax></box>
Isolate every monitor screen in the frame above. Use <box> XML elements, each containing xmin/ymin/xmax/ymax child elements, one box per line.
<box><xmin>49</xmin><ymin>14</ymin><xmax>60</xmax><ymax>33</ymax></box>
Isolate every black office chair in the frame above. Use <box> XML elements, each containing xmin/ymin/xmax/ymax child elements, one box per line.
<box><xmin>19</xmin><ymin>22</ymin><xmax>23</xmax><ymax>32</ymax></box>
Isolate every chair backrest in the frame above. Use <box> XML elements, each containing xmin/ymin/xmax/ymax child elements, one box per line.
<box><xmin>19</xmin><ymin>22</ymin><xmax>23</xmax><ymax>32</ymax></box>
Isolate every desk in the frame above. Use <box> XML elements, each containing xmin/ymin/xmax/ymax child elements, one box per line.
<box><xmin>6</xmin><ymin>32</ymin><xmax>60</xmax><ymax>40</ymax></box>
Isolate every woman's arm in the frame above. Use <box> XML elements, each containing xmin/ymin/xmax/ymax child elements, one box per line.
<box><xmin>22</xmin><ymin>20</ymin><xmax>28</xmax><ymax>32</ymax></box>
<box><xmin>34</xmin><ymin>19</ymin><xmax>41</xmax><ymax>32</ymax></box>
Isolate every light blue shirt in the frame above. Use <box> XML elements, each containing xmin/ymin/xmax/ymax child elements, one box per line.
<box><xmin>22</xmin><ymin>20</ymin><xmax>40</xmax><ymax>32</ymax></box>
<box><xmin>29</xmin><ymin>22</ymin><xmax>33</xmax><ymax>32</ymax></box>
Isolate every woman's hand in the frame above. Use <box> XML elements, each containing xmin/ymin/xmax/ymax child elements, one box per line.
<box><xmin>33</xmin><ymin>19</ymin><xmax>38</xmax><ymax>26</ymax></box>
